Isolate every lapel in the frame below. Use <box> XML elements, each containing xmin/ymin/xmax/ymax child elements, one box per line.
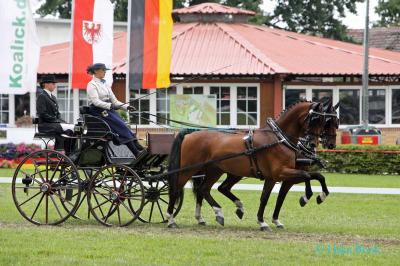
<box><xmin>43</xmin><ymin>91</ymin><xmax>57</xmax><ymax>104</ymax></box>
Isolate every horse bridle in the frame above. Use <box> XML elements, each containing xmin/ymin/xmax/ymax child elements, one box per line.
<box><xmin>301</xmin><ymin>107</ymin><xmax>339</xmax><ymax>150</ymax></box>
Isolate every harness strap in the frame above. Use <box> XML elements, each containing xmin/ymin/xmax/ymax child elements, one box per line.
<box><xmin>243</xmin><ymin>130</ymin><xmax>263</xmax><ymax>180</ymax></box>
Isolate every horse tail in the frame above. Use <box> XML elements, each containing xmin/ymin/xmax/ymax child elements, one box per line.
<box><xmin>168</xmin><ymin>128</ymin><xmax>198</xmax><ymax>198</ymax></box>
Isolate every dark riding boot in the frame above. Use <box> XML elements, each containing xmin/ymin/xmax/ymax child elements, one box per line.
<box><xmin>126</xmin><ymin>141</ymin><xmax>146</xmax><ymax>159</ymax></box>
<box><xmin>134</xmin><ymin>139</ymin><xmax>145</xmax><ymax>151</ymax></box>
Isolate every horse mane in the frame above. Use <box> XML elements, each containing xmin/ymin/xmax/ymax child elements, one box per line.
<box><xmin>274</xmin><ymin>99</ymin><xmax>312</xmax><ymax>120</ymax></box>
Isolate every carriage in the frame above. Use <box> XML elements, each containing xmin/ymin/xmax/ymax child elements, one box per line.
<box><xmin>11</xmin><ymin>107</ymin><xmax>183</xmax><ymax>226</ymax></box>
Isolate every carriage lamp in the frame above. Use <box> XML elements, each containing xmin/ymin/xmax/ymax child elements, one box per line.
<box><xmin>22</xmin><ymin>175</ymin><xmax>33</xmax><ymax>194</ymax></box>
<box><xmin>83</xmin><ymin>124</ymin><xmax>88</xmax><ymax>135</ymax></box>
<box><xmin>74</xmin><ymin>125</ymin><xmax>84</xmax><ymax>134</ymax></box>
<box><xmin>101</xmin><ymin>110</ymin><xmax>109</xmax><ymax>117</ymax></box>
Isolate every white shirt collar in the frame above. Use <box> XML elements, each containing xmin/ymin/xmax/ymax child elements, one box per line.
<box><xmin>93</xmin><ymin>76</ymin><xmax>106</xmax><ymax>84</ymax></box>
<box><xmin>44</xmin><ymin>89</ymin><xmax>53</xmax><ymax>97</ymax></box>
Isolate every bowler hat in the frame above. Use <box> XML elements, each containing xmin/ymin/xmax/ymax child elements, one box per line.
<box><xmin>87</xmin><ymin>63</ymin><xmax>110</xmax><ymax>74</ymax></box>
<box><xmin>40</xmin><ymin>75</ymin><xmax>56</xmax><ymax>87</ymax></box>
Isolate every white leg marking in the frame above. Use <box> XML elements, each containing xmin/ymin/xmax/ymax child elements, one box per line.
<box><xmin>319</xmin><ymin>192</ymin><xmax>327</xmax><ymax>201</ymax></box>
<box><xmin>234</xmin><ymin>200</ymin><xmax>244</xmax><ymax>212</ymax></box>
<box><xmin>257</xmin><ymin>220</ymin><xmax>270</xmax><ymax>228</ymax></box>
<box><xmin>195</xmin><ymin>204</ymin><xmax>205</xmax><ymax>223</ymax></box>
<box><xmin>302</xmin><ymin>195</ymin><xmax>309</xmax><ymax>203</ymax></box>
<box><xmin>166</xmin><ymin>212</ymin><xmax>175</xmax><ymax>226</ymax></box>
<box><xmin>272</xmin><ymin>219</ymin><xmax>284</xmax><ymax>227</ymax></box>
<box><xmin>213</xmin><ymin>206</ymin><xmax>224</xmax><ymax>218</ymax></box>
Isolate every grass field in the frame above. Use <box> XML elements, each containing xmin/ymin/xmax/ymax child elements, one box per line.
<box><xmin>1</xmin><ymin>178</ymin><xmax>399</xmax><ymax>265</ymax></box>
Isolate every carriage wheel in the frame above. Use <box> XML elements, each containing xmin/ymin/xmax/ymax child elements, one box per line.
<box><xmin>87</xmin><ymin>165</ymin><xmax>145</xmax><ymax>227</ymax></box>
<box><xmin>137</xmin><ymin>179</ymin><xmax>184</xmax><ymax>223</ymax></box>
<box><xmin>12</xmin><ymin>150</ymin><xmax>81</xmax><ymax>225</ymax></box>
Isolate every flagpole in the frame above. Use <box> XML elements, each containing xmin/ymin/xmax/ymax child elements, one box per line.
<box><xmin>126</xmin><ymin>0</ymin><xmax>132</xmax><ymax>124</ymax></box>
<box><xmin>67</xmin><ymin>0</ymin><xmax>76</xmax><ymax>123</ymax></box>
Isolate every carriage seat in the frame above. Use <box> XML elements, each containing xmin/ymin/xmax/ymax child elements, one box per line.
<box><xmin>32</xmin><ymin>117</ymin><xmax>57</xmax><ymax>139</ymax></box>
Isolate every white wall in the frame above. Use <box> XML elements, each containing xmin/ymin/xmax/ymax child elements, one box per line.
<box><xmin>35</xmin><ymin>18</ymin><xmax>127</xmax><ymax>46</ymax></box>
<box><xmin>0</xmin><ymin>128</ymin><xmax>44</xmax><ymax>147</ymax></box>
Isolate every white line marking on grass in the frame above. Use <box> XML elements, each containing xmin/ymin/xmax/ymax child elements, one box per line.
<box><xmin>1</xmin><ymin>177</ymin><xmax>400</xmax><ymax>195</ymax></box>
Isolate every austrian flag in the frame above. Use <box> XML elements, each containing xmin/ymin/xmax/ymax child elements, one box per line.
<box><xmin>72</xmin><ymin>0</ymin><xmax>113</xmax><ymax>89</ymax></box>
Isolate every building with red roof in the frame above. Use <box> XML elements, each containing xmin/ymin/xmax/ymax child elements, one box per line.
<box><xmin>5</xmin><ymin>3</ymin><xmax>400</xmax><ymax>144</ymax></box>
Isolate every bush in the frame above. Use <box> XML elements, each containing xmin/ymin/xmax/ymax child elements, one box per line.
<box><xmin>319</xmin><ymin>145</ymin><xmax>400</xmax><ymax>174</ymax></box>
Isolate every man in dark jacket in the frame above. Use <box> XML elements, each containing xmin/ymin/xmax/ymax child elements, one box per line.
<box><xmin>37</xmin><ymin>75</ymin><xmax>75</xmax><ymax>154</ymax></box>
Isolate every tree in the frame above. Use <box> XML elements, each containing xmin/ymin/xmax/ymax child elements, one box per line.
<box><xmin>375</xmin><ymin>0</ymin><xmax>400</xmax><ymax>27</ymax></box>
<box><xmin>36</xmin><ymin>0</ymin><xmax>128</xmax><ymax>20</ymax></box>
<box><xmin>268</xmin><ymin>0</ymin><xmax>363</xmax><ymax>41</ymax></box>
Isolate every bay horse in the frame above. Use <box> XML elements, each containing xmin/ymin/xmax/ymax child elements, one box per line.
<box><xmin>166</xmin><ymin>101</ymin><xmax>326</xmax><ymax>230</ymax></box>
<box><xmin>194</xmin><ymin>102</ymin><xmax>339</xmax><ymax>229</ymax></box>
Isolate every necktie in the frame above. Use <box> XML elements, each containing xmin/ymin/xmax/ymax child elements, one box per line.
<box><xmin>101</xmin><ymin>79</ymin><xmax>106</xmax><ymax>84</ymax></box>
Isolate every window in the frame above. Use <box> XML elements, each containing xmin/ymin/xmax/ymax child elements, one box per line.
<box><xmin>130</xmin><ymin>88</ymin><xmax>150</xmax><ymax>125</ymax></box>
<box><xmin>392</xmin><ymin>89</ymin><xmax>400</xmax><ymax>124</ymax></box>
<box><xmin>339</xmin><ymin>89</ymin><xmax>360</xmax><ymax>125</ymax></box>
<box><xmin>312</xmin><ymin>89</ymin><xmax>333</xmax><ymax>103</ymax></box>
<box><xmin>368</xmin><ymin>89</ymin><xmax>385</xmax><ymax>124</ymax></box>
<box><xmin>210</xmin><ymin>86</ymin><xmax>230</xmax><ymax>125</ymax></box>
<box><xmin>156</xmin><ymin>87</ymin><xmax>176</xmax><ymax>125</ymax></box>
<box><xmin>0</xmin><ymin>94</ymin><xmax>9</xmax><ymax>124</ymax></box>
<box><xmin>285</xmin><ymin>89</ymin><xmax>306</xmax><ymax>108</ymax></box>
<box><xmin>183</xmin><ymin>86</ymin><xmax>203</xmax><ymax>94</ymax></box>
<box><xmin>15</xmin><ymin>93</ymin><xmax>30</xmax><ymax>120</ymax></box>
<box><xmin>55</xmin><ymin>84</ymin><xmax>74</xmax><ymax>123</ymax></box>
<box><xmin>79</xmin><ymin>90</ymin><xmax>88</xmax><ymax>107</ymax></box>
<box><xmin>237</xmin><ymin>86</ymin><xmax>257</xmax><ymax>126</ymax></box>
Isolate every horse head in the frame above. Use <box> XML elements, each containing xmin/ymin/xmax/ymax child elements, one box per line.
<box><xmin>321</xmin><ymin>101</ymin><xmax>339</xmax><ymax>149</ymax></box>
<box><xmin>276</xmin><ymin>101</ymin><xmax>326</xmax><ymax>149</ymax></box>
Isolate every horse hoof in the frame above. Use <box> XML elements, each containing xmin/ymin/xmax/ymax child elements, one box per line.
<box><xmin>216</xmin><ymin>216</ymin><xmax>224</xmax><ymax>226</ymax></box>
<box><xmin>316</xmin><ymin>195</ymin><xmax>323</xmax><ymax>204</ymax></box>
<box><xmin>235</xmin><ymin>209</ymin><xmax>244</xmax><ymax>219</ymax></box>
<box><xmin>168</xmin><ymin>223</ymin><xmax>178</xmax><ymax>229</ymax></box>
<box><xmin>276</xmin><ymin>224</ymin><xmax>285</xmax><ymax>229</ymax></box>
<box><xmin>260</xmin><ymin>226</ymin><xmax>272</xmax><ymax>232</ymax></box>
<box><xmin>299</xmin><ymin>196</ymin><xmax>307</xmax><ymax>207</ymax></box>
<box><xmin>198</xmin><ymin>221</ymin><xmax>206</xmax><ymax>226</ymax></box>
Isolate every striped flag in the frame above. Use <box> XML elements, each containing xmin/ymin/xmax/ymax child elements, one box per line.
<box><xmin>71</xmin><ymin>0</ymin><xmax>114</xmax><ymax>89</ymax></box>
<box><xmin>128</xmin><ymin>0</ymin><xmax>173</xmax><ymax>90</ymax></box>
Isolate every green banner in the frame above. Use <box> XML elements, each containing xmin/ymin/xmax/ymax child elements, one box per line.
<box><xmin>170</xmin><ymin>95</ymin><xmax>217</xmax><ymax>127</ymax></box>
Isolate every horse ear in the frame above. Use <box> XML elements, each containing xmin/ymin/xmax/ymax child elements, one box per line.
<box><xmin>313</xmin><ymin>102</ymin><xmax>322</xmax><ymax>111</ymax></box>
<box><xmin>334</xmin><ymin>102</ymin><xmax>340</xmax><ymax>110</ymax></box>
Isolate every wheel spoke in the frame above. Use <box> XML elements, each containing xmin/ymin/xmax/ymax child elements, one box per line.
<box><xmin>53</xmin><ymin>191</ymin><xmax>75</xmax><ymax>208</ymax></box>
<box><xmin>45</xmin><ymin>194</ymin><xmax>49</xmax><ymax>224</ymax></box>
<box><xmin>50</xmin><ymin>194</ymin><xmax>63</xmax><ymax>219</ymax></box>
<box><xmin>149</xmin><ymin>202</ymin><xmax>155</xmax><ymax>223</ymax></box>
<box><xmin>121</xmin><ymin>201</ymin><xmax>136</xmax><ymax>217</ymax></box>
<box><xmin>49</xmin><ymin>156</ymin><xmax>64</xmax><ymax>183</ymax></box>
<box><xmin>103</xmin><ymin>203</ymin><xmax>116</xmax><ymax>223</ymax></box>
<box><xmin>117</xmin><ymin>205</ymin><xmax>121</xmax><ymax>226</ymax></box>
<box><xmin>32</xmin><ymin>159</ymin><xmax>45</xmax><ymax>183</ymax></box>
<box><xmin>18</xmin><ymin>191</ymin><xmax>42</xmax><ymax>207</ymax></box>
<box><xmin>156</xmin><ymin>201</ymin><xmax>165</xmax><ymax>221</ymax></box>
<box><xmin>159</xmin><ymin>197</ymin><xmax>169</xmax><ymax>205</ymax></box>
<box><xmin>45</xmin><ymin>152</ymin><xmax>49</xmax><ymax>182</ymax></box>
<box><xmin>15</xmin><ymin>186</ymin><xmax>41</xmax><ymax>190</ymax></box>
<box><xmin>31</xmin><ymin>193</ymin><xmax>45</xmax><ymax>220</ymax></box>
<box><xmin>92</xmin><ymin>193</ymin><xmax>106</xmax><ymax>218</ymax></box>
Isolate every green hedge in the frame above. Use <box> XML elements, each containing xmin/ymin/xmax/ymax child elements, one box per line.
<box><xmin>318</xmin><ymin>145</ymin><xmax>400</xmax><ymax>174</ymax></box>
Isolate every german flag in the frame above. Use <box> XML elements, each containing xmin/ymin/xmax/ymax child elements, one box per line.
<box><xmin>128</xmin><ymin>0</ymin><xmax>173</xmax><ymax>90</ymax></box>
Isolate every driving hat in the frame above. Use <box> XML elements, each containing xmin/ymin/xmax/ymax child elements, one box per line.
<box><xmin>86</xmin><ymin>63</ymin><xmax>110</xmax><ymax>74</ymax></box>
<box><xmin>40</xmin><ymin>75</ymin><xmax>56</xmax><ymax>87</ymax></box>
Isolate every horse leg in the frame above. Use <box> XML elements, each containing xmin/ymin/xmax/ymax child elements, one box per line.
<box><xmin>218</xmin><ymin>174</ymin><xmax>245</xmax><ymax>219</ymax></box>
<box><xmin>192</xmin><ymin>173</ymin><xmax>206</xmax><ymax>226</ymax></box>
<box><xmin>167</xmin><ymin>170</ymin><xmax>197</xmax><ymax>228</ymax></box>
<box><xmin>256</xmin><ymin>178</ymin><xmax>276</xmax><ymax>232</ymax></box>
<box><xmin>299</xmin><ymin>179</ymin><xmax>313</xmax><ymax>207</ymax></box>
<box><xmin>272</xmin><ymin>180</ymin><xmax>294</xmax><ymax>229</ymax></box>
<box><xmin>310</xmin><ymin>172</ymin><xmax>330</xmax><ymax>204</ymax></box>
<box><xmin>201</xmin><ymin>168</ymin><xmax>225</xmax><ymax>226</ymax></box>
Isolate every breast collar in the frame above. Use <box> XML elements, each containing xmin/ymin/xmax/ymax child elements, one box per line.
<box><xmin>266</xmin><ymin>118</ymin><xmax>299</xmax><ymax>152</ymax></box>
